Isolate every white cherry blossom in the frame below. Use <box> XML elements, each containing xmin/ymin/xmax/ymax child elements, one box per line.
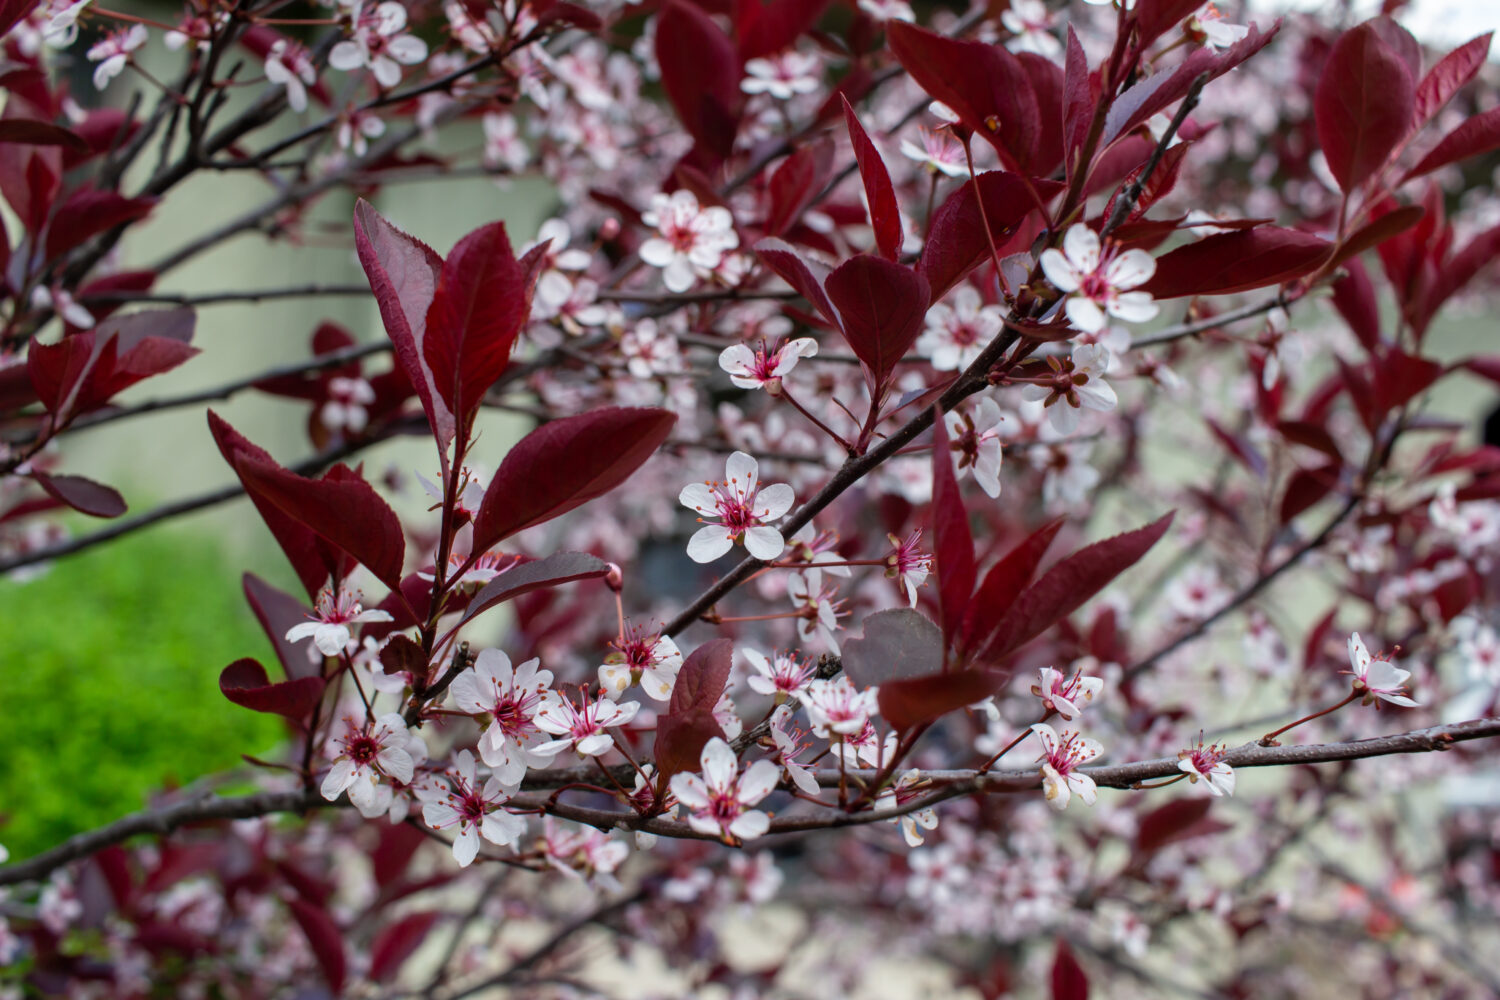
<box><xmin>640</xmin><ymin>190</ymin><xmax>739</xmax><ymax>293</ymax></box>
<box><xmin>803</xmin><ymin>676</ymin><xmax>878</xmax><ymax>739</ymax></box>
<box><xmin>265</xmin><ymin>39</ymin><xmax>317</xmax><ymax>113</ymax></box>
<box><xmin>1031</xmin><ymin>667</ymin><xmax>1104</xmax><ymax>721</ymax></box>
<box><xmin>669</xmin><ymin>737</ymin><xmax>781</xmax><ymax>842</ymax></box>
<box><xmin>718</xmin><ymin>337</ymin><xmax>818</xmax><ymax>392</ymax></box>
<box><xmin>918</xmin><ymin>285</ymin><xmax>1003</xmax><ymax>372</ymax></box>
<box><xmin>1347</xmin><ymin>632</ymin><xmax>1419</xmax><ymax>708</ymax></box>
<box><xmin>450</xmin><ymin>649</ymin><xmax>565</xmax><ymax>783</ymax></box>
<box><xmin>1033</xmin><ymin>723</ymin><xmax>1101</xmax><ymax>811</ymax></box>
<box><xmin>322</xmin><ymin>713</ymin><xmax>416</xmax><ymax>817</ymax></box>
<box><xmin>945</xmin><ymin>398</ymin><xmax>1008</xmax><ymax>498</ymax></box>
<box><xmin>87</xmin><ymin>24</ymin><xmax>147</xmax><ymax>91</ymax></box>
<box><xmin>329</xmin><ymin>1</ymin><xmax>428</xmax><ymax>89</ymax></box>
<box><xmin>598</xmin><ymin>625</ymin><xmax>682</xmax><ymax>701</ymax></box>
<box><xmin>421</xmin><ymin>750</ymin><xmax>524</xmax><ymax>867</ymax></box>
<box><xmin>741</xmin><ymin>51</ymin><xmax>821</xmax><ymax>100</ymax></box>
<box><xmin>679</xmin><ymin>451</ymin><xmax>795</xmax><ymax>562</ymax></box>
<box><xmin>533</xmin><ymin>690</ymin><xmax>639</xmax><ymax>757</ymax></box>
<box><xmin>1040</xmin><ymin>225</ymin><xmax>1159</xmax><ymax>333</ymax></box>
<box><xmin>1178</xmin><ymin>737</ymin><xmax>1236</xmax><ymax>796</ymax></box>
<box><xmin>286</xmin><ymin>584</ymin><xmax>394</xmax><ymax>656</ymax></box>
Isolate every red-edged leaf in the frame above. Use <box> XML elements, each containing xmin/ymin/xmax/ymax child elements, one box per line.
<box><xmin>1332</xmin><ymin>204</ymin><xmax>1424</xmax><ymax>268</ymax></box>
<box><xmin>219</xmin><ymin>658</ymin><xmax>325</xmax><ymax>719</ymax></box>
<box><xmin>287</xmin><ymin>898</ymin><xmax>346</xmax><ymax>993</ymax></box>
<box><xmin>764</xmin><ymin>138</ymin><xmax>833</xmax><ymax>238</ymax></box>
<box><xmin>1404</xmin><ymin>106</ymin><xmax>1500</xmax><ymax>182</ymax></box>
<box><xmin>1143</xmin><ymin>227</ymin><xmax>1332</xmax><ymax>299</ymax></box>
<box><xmin>1103</xmin><ymin>141</ymin><xmax>1189</xmax><ymax>224</ymax></box>
<box><xmin>370</xmin><ymin>911</ymin><xmax>441</xmax><ymax>981</ymax></box>
<box><xmin>930</xmin><ymin>408</ymin><xmax>974</xmax><ymax>648</ymax></box>
<box><xmin>455</xmin><ymin>552</ymin><xmax>609</xmax><ymax>629</ymax></box>
<box><xmin>959</xmin><ymin>518</ymin><xmax>1064</xmax><ymax>655</ymax></box>
<box><xmin>920</xmin><ymin>171</ymin><xmax>1062</xmax><ymax>302</ymax></box>
<box><xmin>755</xmin><ymin>238</ymin><xmax>840</xmax><ymax>327</ymax></box>
<box><xmin>237</xmin><ymin>459</ymin><xmax>405</xmax><ymax>593</ymax></box>
<box><xmin>1315</xmin><ymin>20</ymin><xmax>1415</xmax><ymax>192</ymax></box>
<box><xmin>1417</xmin><ymin>220</ymin><xmax>1500</xmax><ymax>332</ymax></box>
<box><xmin>1279</xmin><ymin>462</ymin><xmax>1340</xmax><ymax>524</ymax></box>
<box><xmin>974</xmin><ymin>513</ymin><xmax>1174</xmax><ymax>665</ymax></box>
<box><xmin>842</xmin><ymin>608</ymin><xmax>943</xmax><ymax>688</ymax></box>
<box><xmin>1206</xmin><ymin>417</ymin><xmax>1267</xmax><ymax>478</ymax></box>
<box><xmin>422</xmin><ymin>221</ymin><xmax>540</xmax><ymax>430</ymax></box>
<box><xmin>1412</xmin><ymin>32</ymin><xmax>1493</xmax><ymax>129</ymax></box>
<box><xmin>824</xmin><ymin>255</ymin><xmax>930</xmax><ymax>393</ymax></box>
<box><xmin>472</xmin><ymin>407</ymin><xmax>675</xmax><ymax>554</ymax></box>
<box><xmin>877</xmin><ymin>668</ymin><xmax>1004</xmax><ymax>733</ymax></box>
<box><xmin>244</xmin><ymin>573</ymin><xmax>321</xmax><ymax>681</ymax></box>
<box><xmin>656</xmin><ymin>0</ymin><xmax>741</xmax><ymax>161</ymax></box>
<box><xmin>1135</xmin><ymin>0</ymin><xmax>1208</xmax><ymax>48</ymax></box>
<box><xmin>29</xmin><ymin>470</ymin><xmax>125</xmax><ymax>518</ymax></box>
<box><xmin>1277</xmin><ymin>420</ymin><xmax>1343</xmax><ymax>462</ymax></box>
<box><xmin>887</xmin><ymin>21</ymin><xmax>1040</xmax><ymax>172</ymax></box>
<box><xmin>1134</xmin><ymin>797</ymin><xmax>1222</xmax><ymax>854</ymax></box>
<box><xmin>736</xmin><ymin>0</ymin><xmax>831</xmax><ymax>59</ymax></box>
<box><xmin>45</xmin><ymin>189</ymin><xmax>156</xmax><ymax>259</ymax></box>
<box><xmin>27</xmin><ymin>309</ymin><xmax>196</xmax><ymax>419</ymax></box>
<box><xmin>1063</xmin><ymin>28</ymin><xmax>1091</xmax><ymax>179</ymax></box>
<box><xmin>654</xmin><ymin>638</ymin><xmax>733</xmax><ymax>785</ymax></box>
<box><xmin>0</xmin><ymin>360</ymin><xmax>37</xmax><ymax>411</ymax></box>
<box><xmin>1051</xmin><ymin>939</ymin><xmax>1089</xmax><ymax>1000</ymax></box>
<box><xmin>842</xmin><ymin>96</ymin><xmax>902</xmax><ymax>261</ymax></box>
<box><xmin>0</xmin><ymin>118</ymin><xmax>87</xmax><ymax>150</ymax></box>
<box><xmin>209</xmin><ymin>411</ymin><xmax>336</xmax><ymax>599</ymax></box>
<box><xmin>1017</xmin><ymin>51</ymin><xmax>1065</xmax><ymax>176</ymax></box>
<box><xmin>353</xmin><ymin>199</ymin><xmax>454</xmax><ymax>449</ymax></box>
<box><xmin>1332</xmin><ymin>258</ymin><xmax>1381</xmax><ymax>350</ymax></box>
<box><xmin>1373</xmin><ymin>346</ymin><xmax>1444</xmax><ymax>414</ymax></box>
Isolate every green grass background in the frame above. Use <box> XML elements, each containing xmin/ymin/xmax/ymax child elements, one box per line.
<box><xmin>0</xmin><ymin>529</ymin><xmax>286</xmax><ymax>858</ymax></box>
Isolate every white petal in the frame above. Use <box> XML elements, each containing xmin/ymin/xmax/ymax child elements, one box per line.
<box><xmin>1065</xmin><ymin>297</ymin><xmax>1107</xmax><ymax>334</ymax></box>
<box><xmin>687</xmin><ymin>525</ymin><xmax>735</xmax><ymax>563</ymax></box>
<box><xmin>1106</xmin><ymin>292</ymin><xmax>1158</xmax><ymax>324</ymax></box>
<box><xmin>1348</xmin><ymin>633</ymin><xmax>1371</xmax><ymax>675</ymax></box>
<box><xmin>285</xmin><ymin>622</ymin><xmax>321</xmax><ymax>644</ymax></box>
<box><xmin>744</xmin><ymin>526</ymin><xmax>786</xmax><ymax>560</ymax></box>
<box><xmin>321</xmin><ymin>758</ymin><xmax>356</xmax><ymax>800</ymax></box>
<box><xmin>422</xmin><ymin>801</ymin><xmax>460</xmax><ymax>830</ymax></box>
<box><xmin>639</xmin><ymin>238</ymin><xmax>676</xmax><ymax>267</ymax></box>
<box><xmin>1105</xmin><ymin>248</ymin><xmax>1156</xmax><ymax>289</ymax></box>
<box><xmin>679</xmin><ymin>481</ymin><xmax>717</xmax><ymax>512</ymax></box>
<box><xmin>328</xmin><ymin>41</ymin><xmax>364</xmax><ymax>71</ymax></box>
<box><xmin>670</xmin><ymin>772</ymin><xmax>710</xmax><ymax>809</ymax></box>
<box><xmin>1038</xmin><ymin>248</ymin><xmax>1081</xmax><ymax>293</ymax></box>
<box><xmin>481</xmin><ymin>811</ymin><xmax>526</xmax><ymax>847</ymax></box>
<box><xmin>699</xmin><ymin>737</ymin><xmax>738</xmax><ymax>791</ymax></box>
<box><xmin>452</xmin><ymin>825</ymin><xmax>480</xmax><ymax>867</ymax></box>
<box><xmin>737</xmin><ymin>759</ymin><xmax>781</xmax><ymax>805</ymax></box>
<box><xmin>576</xmin><ymin>733</ymin><xmax>614</xmax><ymax>756</ymax></box>
<box><xmin>1062</xmin><ymin>225</ymin><xmax>1101</xmax><ymax>273</ymax></box>
<box><xmin>729</xmin><ymin>810</ymin><xmax>770</xmax><ymax>840</ymax></box>
<box><xmin>719</xmin><ymin>344</ymin><xmax>756</xmax><ymax>375</ymax></box>
<box><xmin>724</xmin><ymin>451</ymin><xmax>760</xmax><ymax>498</ymax></box>
<box><xmin>755</xmin><ymin>483</ymin><xmax>795</xmax><ymax>520</ymax></box>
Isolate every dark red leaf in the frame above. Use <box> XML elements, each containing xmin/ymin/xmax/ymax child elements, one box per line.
<box><xmin>1051</xmin><ymin>939</ymin><xmax>1089</xmax><ymax>1000</ymax></box>
<box><xmin>29</xmin><ymin>470</ymin><xmax>125</xmax><ymax>518</ymax></box>
<box><xmin>654</xmin><ymin>638</ymin><xmax>733</xmax><ymax>784</ymax></box>
<box><xmin>0</xmin><ymin>118</ymin><xmax>87</xmax><ymax>150</ymax></box>
<box><xmin>1062</xmin><ymin>28</ymin><xmax>1091</xmax><ymax>179</ymax></box>
<box><xmin>755</xmin><ymin>238</ymin><xmax>840</xmax><ymax>327</ymax></box>
<box><xmin>1135</xmin><ymin>0</ymin><xmax>1208</xmax><ymax>48</ymax></box>
<box><xmin>1417</xmin><ymin>220</ymin><xmax>1500</xmax><ymax>333</ymax></box>
<box><xmin>764</xmin><ymin>138</ymin><xmax>833</xmax><ymax>238</ymax></box>
<box><xmin>877</xmin><ymin>668</ymin><xmax>1004</xmax><ymax>733</ymax></box>
<box><xmin>0</xmin><ymin>360</ymin><xmax>37</xmax><ymax>411</ymax></box>
<box><xmin>532</xmin><ymin>0</ymin><xmax>602</xmax><ymax>30</ymax></box>
<box><xmin>842</xmin><ymin>96</ymin><xmax>902</xmax><ymax>261</ymax></box>
<box><xmin>1135</xmin><ymin>797</ymin><xmax>1223</xmax><ymax>854</ymax></box>
<box><xmin>219</xmin><ymin>658</ymin><xmax>325</xmax><ymax>719</ymax></box>
<box><xmin>45</xmin><ymin>188</ymin><xmax>157</xmax><ymax>259</ymax></box>
<box><xmin>930</xmin><ymin>408</ymin><xmax>974</xmax><ymax>648</ymax></box>
<box><xmin>423</xmin><ymin>221</ymin><xmax>540</xmax><ymax>430</ymax></box>
<box><xmin>920</xmin><ymin>171</ymin><xmax>1058</xmax><ymax>302</ymax></box>
<box><xmin>1315</xmin><ymin>20</ymin><xmax>1415</xmax><ymax>192</ymax></box>
<box><xmin>371</xmin><ymin>822</ymin><xmax>429</xmax><ymax>888</ymax></box>
<box><xmin>1411</xmin><ymin>32</ymin><xmax>1493</xmax><ymax>129</ymax></box>
<box><xmin>28</xmin><ymin>309</ymin><xmax>197</xmax><ymax>420</ymax></box>
<box><xmin>1277</xmin><ymin>420</ymin><xmax>1343</xmax><ymax>462</ymax></box>
<box><xmin>1279</xmin><ymin>462</ymin><xmax>1340</xmax><ymax>524</ymax></box>
<box><xmin>842</xmin><ymin>608</ymin><xmax>943</xmax><ymax>688</ymax></box>
<box><xmin>1332</xmin><ymin>258</ymin><xmax>1381</xmax><ymax>350</ymax></box>
<box><xmin>0</xmin><ymin>0</ymin><xmax>38</xmax><ymax>39</ymax></box>
<box><xmin>1017</xmin><ymin>51</ymin><xmax>1065</xmax><ymax>176</ymax></box>
<box><xmin>974</xmin><ymin>513</ymin><xmax>1174</xmax><ymax>665</ymax></box>
<box><xmin>1206</xmin><ymin>418</ymin><xmax>1267</xmax><ymax>478</ymax></box>
<box><xmin>1404</xmin><ymin>106</ymin><xmax>1500</xmax><ymax>182</ymax></box>
<box><xmin>1143</xmin><ymin>227</ymin><xmax>1332</xmax><ymax>299</ymax></box>
<box><xmin>244</xmin><ymin>573</ymin><xmax>320</xmax><ymax>681</ymax></box>
<box><xmin>656</xmin><ymin>0</ymin><xmax>742</xmax><ymax>161</ymax></box>
<box><xmin>824</xmin><ymin>255</ymin><xmax>930</xmax><ymax>393</ymax></box>
<box><xmin>736</xmin><ymin>0</ymin><xmax>831</xmax><ymax>60</ymax></box>
<box><xmin>237</xmin><ymin>460</ymin><xmax>407</xmax><ymax>593</ymax></box>
<box><xmin>455</xmin><ymin>551</ymin><xmax>609</xmax><ymax>629</ymax></box>
<box><xmin>1373</xmin><ymin>346</ymin><xmax>1444</xmax><ymax>414</ymax></box>
<box><xmin>370</xmin><ymin>911</ymin><xmax>441</xmax><ymax>981</ymax></box>
<box><xmin>1103</xmin><ymin>141</ymin><xmax>1189</xmax><ymax>224</ymax></box>
<box><xmin>887</xmin><ymin>21</ymin><xmax>1041</xmax><ymax>172</ymax></box>
<box><xmin>287</xmin><ymin>898</ymin><xmax>346</xmax><ymax>993</ymax></box>
<box><xmin>1332</xmin><ymin>204</ymin><xmax>1424</xmax><ymax>268</ymax></box>
<box><xmin>353</xmin><ymin>199</ymin><xmax>454</xmax><ymax>449</ymax></box>
<box><xmin>960</xmin><ymin>519</ymin><xmax>1064</xmax><ymax>655</ymax></box>
<box><xmin>471</xmin><ymin>406</ymin><xmax>675</xmax><ymax>554</ymax></box>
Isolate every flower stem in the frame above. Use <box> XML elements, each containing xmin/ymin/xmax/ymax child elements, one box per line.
<box><xmin>1260</xmin><ymin>692</ymin><xmax>1360</xmax><ymax>746</ymax></box>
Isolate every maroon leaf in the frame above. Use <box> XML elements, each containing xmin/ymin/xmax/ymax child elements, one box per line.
<box><xmin>877</xmin><ymin>668</ymin><xmax>1004</xmax><ymax>733</ymax></box>
<box><xmin>219</xmin><ymin>658</ymin><xmax>325</xmax><ymax>719</ymax></box>
<box><xmin>244</xmin><ymin>573</ymin><xmax>320</xmax><ymax>681</ymax></box>
<box><xmin>824</xmin><ymin>255</ymin><xmax>930</xmax><ymax>394</ymax></box>
<box><xmin>736</xmin><ymin>0</ymin><xmax>831</xmax><ymax>60</ymax></box>
<box><xmin>370</xmin><ymin>911</ymin><xmax>441</xmax><ymax>981</ymax></box>
<box><xmin>656</xmin><ymin>0</ymin><xmax>742</xmax><ymax>161</ymax></box>
<box><xmin>1051</xmin><ymin>939</ymin><xmax>1089</xmax><ymax>1000</ymax></box>
<box><xmin>764</xmin><ymin>139</ymin><xmax>833</xmax><ymax>238</ymax></box>
<box><xmin>1062</xmin><ymin>28</ymin><xmax>1091</xmax><ymax>179</ymax></box>
<box><xmin>1206</xmin><ymin>418</ymin><xmax>1267</xmax><ymax>478</ymax></box>
<box><xmin>1404</xmin><ymin>106</ymin><xmax>1500</xmax><ymax>182</ymax></box>
<box><xmin>974</xmin><ymin>513</ymin><xmax>1174</xmax><ymax>665</ymax></box>
<box><xmin>45</xmin><ymin>189</ymin><xmax>157</xmax><ymax>259</ymax></box>
<box><xmin>353</xmin><ymin>199</ymin><xmax>454</xmax><ymax>449</ymax></box>
<box><xmin>1315</xmin><ymin>20</ymin><xmax>1415</xmax><ymax>193</ymax></box>
<box><xmin>287</xmin><ymin>898</ymin><xmax>346</xmax><ymax>993</ymax></box>
<box><xmin>1417</xmin><ymin>220</ymin><xmax>1500</xmax><ymax>332</ymax></box>
<box><xmin>1017</xmin><ymin>51</ymin><xmax>1065</xmax><ymax>176</ymax></box>
<box><xmin>755</xmin><ymin>238</ymin><xmax>840</xmax><ymax>326</ymax></box>
<box><xmin>380</xmin><ymin>635</ymin><xmax>428</xmax><ymax>678</ymax></box>
<box><xmin>236</xmin><ymin>460</ymin><xmax>407</xmax><ymax>593</ymax></box>
<box><xmin>930</xmin><ymin>409</ymin><xmax>974</xmax><ymax>648</ymax></box>
<box><xmin>28</xmin><ymin>309</ymin><xmax>197</xmax><ymax>420</ymax></box>
<box><xmin>887</xmin><ymin>21</ymin><xmax>1040</xmax><ymax>172</ymax></box>
<box><xmin>1134</xmin><ymin>0</ymin><xmax>1208</xmax><ymax>48</ymax></box>
<box><xmin>654</xmin><ymin>638</ymin><xmax>733</xmax><ymax>785</ymax></box>
<box><xmin>0</xmin><ymin>0</ymin><xmax>39</xmax><ymax>39</ymax></box>
<box><xmin>1134</xmin><ymin>797</ymin><xmax>1229</xmax><ymax>854</ymax></box>
<box><xmin>1411</xmin><ymin>32</ymin><xmax>1493</xmax><ymax>129</ymax></box>
<box><xmin>29</xmin><ymin>470</ymin><xmax>125</xmax><ymax>518</ymax></box>
<box><xmin>209</xmin><ymin>411</ymin><xmax>337</xmax><ymax>599</ymax></box>
<box><xmin>842</xmin><ymin>608</ymin><xmax>943</xmax><ymax>688</ymax></box>
<box><xmin>920</xmin><ymin>171</ymin><xmax>1062</xmax><ymax>301</ymax></box>
<box><xmin>842</xmin><ymin>96</ymin><xmax>902</xmax><ymax>261</ymax></box>
<box><xmin>455</xmin><ymin>551</ymin><xmax>610</xmax><ymax>629</ymax></box>
<box><xmin>471</xmin><ymin>406</ymin><xmax>675</xmax><ymax>554</ymax></box>
<box><xmin>1277</xmin><ymin>420</ymin><xmax>1343</xmax><ymax>462</ymax></box>
<box><xmin>959</xmin><ymin>518</ymin><xmax>1064</xmax><ymax>656</ymax></box>
<box><xmin>1332</xmin><ymin>204</ymin><xmax>1424</xmax><ymax>269</ymax></box>
<box><xmin>1279</xmin><ymin>462</ymin><xmax>1340</xmax><ymax>524</ymax></box>
<box><xmin>1331</xmin><ymin>258</ymin><xmax>1381</xmax><ymax>350</ymax></box>
<box><xmin>1373</xmin><ymin>346</ymin><xmax>1444</xmax><ymax>414</ymax></box>
<box><xmin>0</xmin><ymin>118</ymin><xmax>87</xmax><ymax>150</ymax></box>
<box><xmin>1143</xmin><ymin>227</ymin><xmax>1332</xmax><ymax>299</ymax></box>
<box><xmin>1103</xmin><ymin>141</ymin><xmax>1189</xmax><ymax>224</ymax></box>
<box><xmin>422</xmin><ymin>220</ymin><xmax>540</xmax><ymax>431</ymax></box>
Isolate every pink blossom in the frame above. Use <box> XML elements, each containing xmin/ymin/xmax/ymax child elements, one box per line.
<box><xmin>329</xmin><ymin>1</ymin><xmax>428</xmax><ymax>89</ymax></box>
<box><xmin>1178</xmin><ymin>736</ymin><xmax>1236</xmax><ymax>796</ymax></box>
<box><xmin>899</xmin><ymin>126</ymin><xmax>968</xmax><ymax>178</ymax></box>
<box><xmin>745</xmin><ymin>647</ymin><xmax>815</xmax><ymax>701</ymax></box>
<box><xmin>741</xmin><ymin>51</ymin><xmax>821</xmax><ymax>100</ymax></box>
<box><xmin>265</xmin><ymin>39</ymin><xmax>317</xmax><ymax>114</ymax></box>
<box><xmin>669</xmin><ymin>737</ymin><xmax>781</xmax><ymax>842</ymax></box>
<box><xmin>533</xmin><ymin>689</ymin><xmax>639</xmax><ymax>757</ymax></box>
<box><xmin>86</xmin><ymin>24</ymin><xmax>146</xmax><ymax>91</ymax></box>
<box><xmin>285</xmin><ymin>584</ymin><xmax>394</xmax><ymax>656</ymax></box>
<box><xmin>640</xmin><ymin>190</ymin><xmax>739</xmax><ymax>293</ymax></box>
<box><xmin>1030</xmin><ymin>667</ymin><xmax>1104</xmax><ymax>721</ymax></box>
<box><xmin>787</xmin><ymin>567</ymin><xmax>846</xmax><ymax>651</ymax></box>
<box><xmin>1188</xmin><ymin>3</ymin><xmax>1251</xmax><ymax>50</ymax></box>
<box><xmin>886</xmin><ymin>529</ymin><xmax>932</xmax><ymax>607</ymax></box>
<box><xmin>1032</xmin><ymin>723</ymin><xmax>1102</xmax><ymax>811</ymax></box>
<box><xmin>540</xmin><ymin>818</ymin><xmax>630</xmax><ymax>886</ymax></box>
<box><xmin>718</xmin><ymin>337</ymin><xmax>818</xmax><ymax>393</ymax></box>
<box><xmin>1020</xmin><ymin>344</ymin><xmax>1118</xmax><ymax>436</ymax></box>
<box><xmin>918</xmin><ymin>285</ymin><xmax>1003</xmax><ymax>372</ymax></box>
<box><xmin>320</xmin><ymin>376</ymin><xmax>374</xmax><ymax>434</ymax></box>
<box><xmin>1001</xmin><ymin>0</ymin><xmax>1062</xmax><ymax>59</ymax></box>
<box><xmin>877</xmin><ymin>770</ymin><xmax>939</xmax><ymax>846</ymax></box>
<box><xmin>1039</xmin><ymin>225</ymin><xmax>1159</xmax><ymax>334</ymax></box>
<box><xmin>803</xmin><ymin>676</ymin><xmax>878</xmax><ymax>739</ymax></box>
<box><xmin>421</xmin><ymin>750</ymin><xmax>524</xmax><ymax>867</ymax></box>
<box><xmin>450</xmin><ymin>649</ymin><xmax>565</xmax><ymax>783</ymax></box>
<box><xmin>945</xmin><ymin>398</ymin><xmax>1007</xmax><ymax>498</ymax></box>
<box><xmin>679</xmin><ymin>451</ymin><xmax>795</xmax><ymax>563</ymax></box>
<box><xmin>1347</xmin><ymin>632</ymin><xmax>1419</xmax><ymax>708</ymax></box>
<box><xmin>598</xmin><ymin>624</ymin><xmax>682</xmax><ymax>701</ymax></box>
<box><xmin>322</xmin><ymin>713</ymin><xmax>416</xmax><ymax>816</ymax></box>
